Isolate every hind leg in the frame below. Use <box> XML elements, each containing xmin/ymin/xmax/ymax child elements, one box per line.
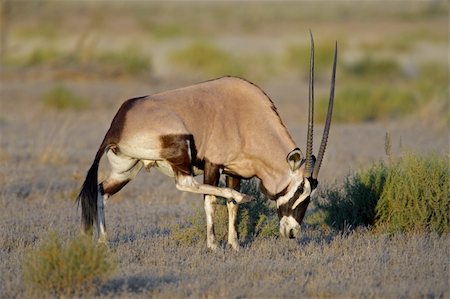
<box><xmin>97</xmin><ymin>148</ymin><xmax>143</xmax><ymax>242</ymax></box>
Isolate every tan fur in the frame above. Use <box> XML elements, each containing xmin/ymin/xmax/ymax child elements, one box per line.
<box><xmin>113</xmin><ymin>76</ymin><xmax>296</xmax><ymax>195</ymax></box>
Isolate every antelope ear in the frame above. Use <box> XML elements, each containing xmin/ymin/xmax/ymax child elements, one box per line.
<box><xmin>287</xmin><ymin>148</ymin><xmax>303</xmax><ymax>171</ymax></box>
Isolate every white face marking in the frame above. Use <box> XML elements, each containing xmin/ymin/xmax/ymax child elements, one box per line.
<box><xmin>279</xmin><ymin>215</ymin><xmax>300</xmax><ymax>238</ymax></box>
<box><xmin>292</xmin><ymin>178</ymin><xmax>312</xmax><ymax>210</ymax></box>
<box><xmin>276</xmin><ymin>177</ymin><xmax>303</xmax><ymax>208</ymax></box>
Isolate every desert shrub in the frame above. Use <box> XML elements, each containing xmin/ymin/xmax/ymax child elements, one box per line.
<box><xmin>43</xmin><ymin>84</ymin><xmax>89</xmax><ymax>110</ymax></box>
<box><xmin>376</xmin><ymin>153</ymin><xmax>449</xmax><ymax>234</ymax></box>
<box><xmin>169</xmin><ymin>41</ymin><xmax>244</xmax><ymax>77</ymax></box>
<box><xmin>318</xmin><ymin>162</ymin><xmax>388</xmax><ymax>231</ymax></box>
<box><xmin>236</xmin><ymin>179</ymin><xmax>279</xmax><ymax>240</ymax></box>
<box><xmin>22</xmin><ymin>232</ymin><xmax>116</xmax><ymax>297</ymax></box>
<box><xmin>319</xmin><ymin>152</ymin><xmax>449</xmax><ymax>234</ymax></box>
<box><xmin>172</xmin><ymin>178</ymin><xmax>278</xmax><ymax>246</ymax></box>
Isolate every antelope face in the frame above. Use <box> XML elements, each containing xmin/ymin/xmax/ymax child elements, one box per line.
<box><xmin>277</xmin><ymin>154</ymin><xmax>318</xmax><ymax>239</ymax></box>
<box><xmin>277</xmin><ymin>32</ymin><xmax>337</xmax><ymax>239</ymax></box>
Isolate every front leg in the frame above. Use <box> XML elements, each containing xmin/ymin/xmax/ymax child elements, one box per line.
<box><xmin>203</xmin><ymin>162</ymin><xmax>220</xmax><ymax>250</ymax></box>
<box><xmin>175</xmin><ymin>175</ymin><xmax>253</xmax><ymax>204</ymax></box>
<box><xmin>204</xmin><ymin>195</ymin><xmax>218</xmax><ymax>250</ymax></box>
<box><xmin>226</xmin><ymin>176</ymin><xmax>241</xmax><ymax>251</ymax></box>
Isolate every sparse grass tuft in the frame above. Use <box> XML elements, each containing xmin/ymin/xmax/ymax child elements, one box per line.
<box><xmin>172</xmin><ymin>178</ymin><xmax>278</xmax><ymax>246</ymax></box>
<box><xmin>22</xmin><ymin>232</ymin><xmax>116</xmax><ymax>297</ymax></box>
<box><xmin>43</xmin><ymin>84</ymin><xmax>89</xmax><ymax>111</ymax></box>
<box><xmin>319</xmin><ymin>152</ymin><xmax>449</xmax><ymax>234</ymax></box>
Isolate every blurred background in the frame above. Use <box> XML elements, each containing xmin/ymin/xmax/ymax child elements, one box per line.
<box><xmin>0</xmin><ymin>0</ymin><xmax>448</xmax><ymax>184</ymax></box>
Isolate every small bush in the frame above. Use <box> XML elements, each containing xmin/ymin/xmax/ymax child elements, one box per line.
<box><xmin>319</xmin><ymin>152</ymin><xmax>449</xmax><ymax>234</ymax></box>
<box><xmin>236</xmin><ymin>179</ymin><xmax>279</xmax><ymax>240</ymax></box>
<box><xmin>376</xmin><ymin>153</ymin><xmax>449</xmax><ymax>234</ymax></box>
<box><xmin>172</xmin><ymin>178</ymin><xmax>278</xmax><ymax>246</ymax></box>
<box><xmin>43</xmin><ymin>84</ymin><xmax>89</xmax><ymax>111</ymax></box>
<box><xmin>318</xmin><ymin>162</ymin><xmax>388</xmax><ymax>231</ymax></box>
<box><xmin>22</xmin><ymin>232</ymin><xmax>116</xmax><ymax>297</ymax></box>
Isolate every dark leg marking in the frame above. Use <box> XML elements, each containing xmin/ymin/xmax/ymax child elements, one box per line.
<box><xmin>160</xmin><ymin>134</ymin><xmax>197</xmax><ymax>175</ymax></box>
<box><xmin>226</xmin><ymin>175</ymin><xmax>241</xmax><ymax>191</ymax></box>
<box><xmin>101</xmin><ymin>180</ymin><xmax>131</xmax><ymax>196</ymax></box>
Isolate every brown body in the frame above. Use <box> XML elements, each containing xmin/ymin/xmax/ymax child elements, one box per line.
<box><xmin>77</xmin><ymin>35</ymin><xmax>337</xmax><ymax>250</ymax></box>
<box><xmin>108</xmin><ymin>76</ymin><xmax>295</xmax><ymax>195</ymax></box>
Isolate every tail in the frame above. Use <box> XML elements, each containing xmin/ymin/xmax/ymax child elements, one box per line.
<box><xmin>76</xmin><ymin>139</ymin><xmax>109</xmax><ymax>234</ymax></box>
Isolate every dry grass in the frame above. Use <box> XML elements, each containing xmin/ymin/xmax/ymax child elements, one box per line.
<box><xmin>23</xmin><ymin>232</ymin><xmax>116</xmax><ymax>297</ymax></box>
<box><xmin>1</xmin><ymin>198</ymin><xmax>448</xmax><ymax>298</ymax></box>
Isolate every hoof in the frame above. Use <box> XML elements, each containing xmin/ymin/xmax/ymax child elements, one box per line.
<box><xmin>207</xmin><ymin>242</ymin><xmax>219</xmax><ymax>251</ymax></box>
<box><xmin>228</xmin><ymin>242</ymin><xmax>240</xmax><ymax>251</ymax></box>
<box><xmin>228</xmin><ymin>193</ymin><xmax>254</xmax><ymax>204</ymax></box>
<box><xmin>98</xmin><ymin>234</ymin><xmax>108</xmax><ymax>245</ymax></box>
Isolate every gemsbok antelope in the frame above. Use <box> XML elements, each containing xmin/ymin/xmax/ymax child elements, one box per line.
<box><xmin>77</xmin><ymin>33</ymin><xmax>337</xmax><ymax>250</ymax></box>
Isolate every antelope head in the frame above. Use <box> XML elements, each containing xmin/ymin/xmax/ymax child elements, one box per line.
<box><xmin>278</xmin><ymin>33</ymin><xmax>337</xmax><ymax>238</ymax></box>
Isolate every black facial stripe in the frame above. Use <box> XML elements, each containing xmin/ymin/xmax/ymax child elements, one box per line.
<box><xmin>277</xmin><ymin>184</ymin><xmax>305</xmax><ymax>219</ymax></box>
<box><xmin>307</xmin><ymin>177</ymin><xmax>318</xmax><ymax>190</ymax></box>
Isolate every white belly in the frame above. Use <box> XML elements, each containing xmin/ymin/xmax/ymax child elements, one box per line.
<box><xmin>142</xmin><ymin>159</ymin><xmax>204</xmax><ymax>177</ymax></box>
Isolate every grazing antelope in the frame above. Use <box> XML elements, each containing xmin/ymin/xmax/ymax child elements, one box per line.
<box><xmin>77</xmin><ymin>34</ymin><xmax>337</xmax><ymax>250</ymax></box>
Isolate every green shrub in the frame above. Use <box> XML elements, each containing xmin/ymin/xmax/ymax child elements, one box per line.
<box><xmin>22</xmin><ymin>232</ymin><xmax>116</xmax><ymax>297</ymax></box>
<box><xmin>376</xmin><ymin>153</ymin><xmax>449</xmax><ymax>234</ymax></box>
<box><xmin>43</xmin><ymin>84</ymin><xmax>89</xmax><ymax>110</ymax></box>
<box><xmin>318</xmin><ymin>162</ymin><xmax>388</xmax><ymax>231</ymax></box>
<box><xmin>169</xmin><ymin>41</ymin><xmax>244</xmax><ymax>77</ymax></box>
<box><xmin>172</xmin><ymin>178</ymin><xmax>278</xmax><ymax>246</ymax></box>
<box><xmin>236</xmin><ymin>179</ymin><xmax>278</xmax><ymax>240</ymax></box>
<box><xmin>319</xmin><ymin>152</ymin><xmax>449</xmax><ymax>234</ymax></box>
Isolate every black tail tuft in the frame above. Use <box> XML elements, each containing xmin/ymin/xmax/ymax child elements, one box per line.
<box><xmin>76</xmin><ymin>139</ymin><xmax>108</xmax><ymax>234</ymax></box>
<box><xmin>77</xmin><ymin>161</ymin><xmax>99</xmax><ymax>234</ymax></box>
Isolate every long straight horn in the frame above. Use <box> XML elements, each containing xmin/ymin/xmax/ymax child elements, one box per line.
<box><xmin>312</xmin><ymin>41</ymin><xmax>337</xmax><ymax>179</ymax></box>
<box><xmin>305</xmin><ymin>31</ymin><xmax>314</xmax><ymax>177</ymax></box>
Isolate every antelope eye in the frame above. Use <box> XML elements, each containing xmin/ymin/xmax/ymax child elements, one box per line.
<box><xmin>298</xmin><ymin>181</ymin><xmax>305</xmax><ymax>193</ymax></box>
